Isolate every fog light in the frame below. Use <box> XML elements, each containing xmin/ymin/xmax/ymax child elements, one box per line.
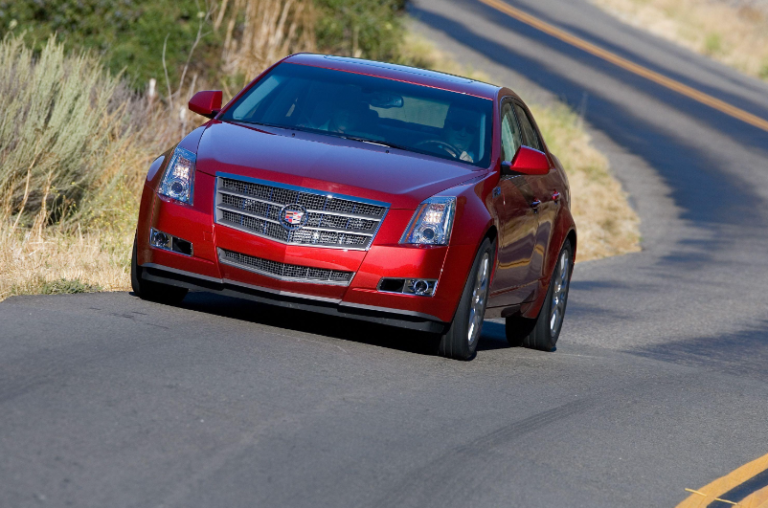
<box><xmin>149</xmin><ymin>228</ymin><xmax>193</xmax><ymax>256</ymax></box>
<box><xmin>404</xmin><ymin>278</ymin><xmax>437</xmax><ymax>296</ymax></box>
<box><xmin>378</xmin><ymin>278</ymin><xmax>438</xmax><ymax>296</ymax></box>
<box><xmin>150</xmin><ymin>229</ymin><xmax>172</xmax><ymax>249</ymax></box>
<box><xmin>413</xmin><ymin>279</ymin><xmax>430</xmax><ymax>295</ymax></box>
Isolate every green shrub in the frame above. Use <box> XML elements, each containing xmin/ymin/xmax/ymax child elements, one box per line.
<box><xmin>0</xmin><ymin>0</ymin><xmax>220</xmax><ymax>88</ymax></box>
<box><xmin>760</xmin><ymin>61</ymin><xmax>768</xmax><ymax>81</ymax></box>
<box><xmin>315</xmin><ymin>0</ymin><xmax>405</xmax><ymax>61</ymax></box>
<box><xmin>703</xmin><ymin>32</ymin><xmax>722</xmax><ymax>56</ymax></box>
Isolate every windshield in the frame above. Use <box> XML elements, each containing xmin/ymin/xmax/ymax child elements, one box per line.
<box><xmin>221</xmin><ymin>62</ymin><xmax>494</xmax><ymax>168</ymax></box>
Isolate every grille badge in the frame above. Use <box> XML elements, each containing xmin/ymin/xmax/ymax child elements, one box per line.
<box><xmin>280</xmin><ymin>204</ymin><xmax>308</xmax><ymax>229</ymax></box>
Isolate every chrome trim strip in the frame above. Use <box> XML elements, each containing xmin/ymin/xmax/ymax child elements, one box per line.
<box><xmin>218</xmin><ymin>203</ymin><xmax>282</xmax><ymax>224</ymax></box>
<box><xmin>216</xmin><ymin>171</ymin><xmax>390</xmax><ymax>209</ymax></box>
<box><xmin>214</xmin><ymin>221</ymin><xmax>371</xmax><ymax>251</ymax></box>
<box><xmin>338</xmin><ymin>301</ymin><xmax>443</xmax><ymax>322</ymax></box>
<box><xmin>217</xmin><ymin>204</ymin><xmax>375</xmax><ymax>236</ymax></box>
<box><xmin>218</xmin><ymin>189</ymin><xmax>384</xmax><ymax>221</ymax></box>
<box><xmin>218</xmin><ymin>249</ymin><xmax>353</xmax><ymax>287</ymax></box>
<box><xmin>141</xmin><ymin>263</ymin><xmax>222</xmax><ymax>283</ymax></box>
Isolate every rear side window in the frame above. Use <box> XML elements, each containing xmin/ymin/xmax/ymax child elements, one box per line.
<box><xmin>500</xmin><ymin>101</ymin><xmax>522</xmax><ymax>162</ymax></box>
<box><xmin>514</xmin><ymin>103</ymin><xmax>543</xmax><ymax>151</ymax></box>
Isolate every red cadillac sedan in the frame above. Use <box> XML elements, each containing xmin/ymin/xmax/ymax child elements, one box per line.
<box><xmin>131</xmin><ymin>54</ymin><xmax>576</xmax><ymax>360</ymax></box>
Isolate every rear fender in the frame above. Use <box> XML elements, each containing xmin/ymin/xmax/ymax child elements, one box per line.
<box><xmin>520</xmin><ymin>207</ymin><xmax>576</xmax><ymax>319</ymax></box>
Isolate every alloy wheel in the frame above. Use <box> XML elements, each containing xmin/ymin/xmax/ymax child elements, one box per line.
<box><xmin>549</xmin><ymin>250</ymin><xmax>571</xmax><ymax>338</ymax></box>
<box><xmin>467</xmin><ymin>252</ymin><xmax>490</xmax><ymax>345</ymax></box>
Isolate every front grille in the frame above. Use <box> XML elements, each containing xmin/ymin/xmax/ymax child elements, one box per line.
<box><xmin>215</xmin><ymin>175</ymin><xmax>388</xmax><ymax>250</ymax></box>
<box><xmin>219</xmin><ymin>248</ymin><xmax>354</xmax><ymax>285</ymax></box>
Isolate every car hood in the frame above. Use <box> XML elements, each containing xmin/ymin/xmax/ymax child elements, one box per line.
<box><xmin>195</xmin><ymin>121</ymin><xmax>485</xmax><ymax>209</ymax></box>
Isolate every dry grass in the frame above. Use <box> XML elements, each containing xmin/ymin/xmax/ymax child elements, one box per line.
<box><xmin>216</xmin><ymin>0</ymin><xmax>315</xmax><ymax>91</ymax></box>
<box><xmin>0</xmin><ymin>227</ymin><xmax>131</xmax><ymax>299</ymax></box>
<box><xmin>534</xmin><ymin>103</ymin><xmax>640</xmax><ymax>261</ymax></box>
<box><xmin>401</xmin><ymin>33</ymin><xmax>640</xmax><ymax>262</ymax></box>
<box><xmin>592</xmin><ymin>0</ymin><xmax>768</xmax><ymax>81</ymax></box>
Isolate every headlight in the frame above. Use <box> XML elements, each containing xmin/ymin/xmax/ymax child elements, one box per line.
<box><xmin>158</xmin><ymin>146</ymin><xmax>196</xmax><ymax>205</ymax></box>
<box><xmin>400</xmin><ymin>197</ymin><xmax>456</xmax><ymax>246</ymax></box>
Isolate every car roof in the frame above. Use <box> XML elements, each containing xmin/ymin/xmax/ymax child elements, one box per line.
<box><xmin>283</xmin><ymin>54</ymin><xmax>501</xmax><ymax>100</ymax></box>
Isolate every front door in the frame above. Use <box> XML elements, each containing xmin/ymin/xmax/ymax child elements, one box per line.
<box><xmin>514</xmin><ymin>102</ymin><xmax>556</xmax><ymax>283</ymax></box>
<box><xmin>488</xmin><ymin>100</ymin><xmax>540</xmax><ymax>308</ymax></box>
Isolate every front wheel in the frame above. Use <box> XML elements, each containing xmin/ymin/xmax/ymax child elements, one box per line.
<box><xmin>505</xmin><ymin>241</ymin><xmax>573</xmax><ymax>351</ymax></box>
<box><xmin>131</xmin><ymin>234</ymin><xmax>188</xmax><ymax>305</ymax></box>
<box><xmin>437</xmin><ymin>238</ymin><xmax>495</xmax><ymax>361</ymax></box>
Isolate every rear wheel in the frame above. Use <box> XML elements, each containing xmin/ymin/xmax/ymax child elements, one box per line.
<box><xmin>437</xmin><ymin>238</ymin><xmax>494</xmax><ymax>361</ymax></box>
<box><xmin>131</xmin><ymin>234</ymin><xmax>188</xmax><ymax>305</ymax></box>
<box><xmin>505</xmin><ymin>241</ymin><xmax>573</xmax><ymax>351</ymax></box>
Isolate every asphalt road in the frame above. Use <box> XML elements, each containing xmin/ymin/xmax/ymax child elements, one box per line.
<box><xmin>3</xmin><ymin>1</ymin><xmax>768</xmax><ymax>506</ymax></box>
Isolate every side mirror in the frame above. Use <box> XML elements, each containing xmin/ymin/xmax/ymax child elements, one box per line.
<box><xmin>189</xmin><ymin>90</ymin><xmax>223</xmax><ymax>118</ymax></box>
<box><xmin>501</xmin><ymin>146</ymin><xmax>550</xmax><ymax>176</ymax></box>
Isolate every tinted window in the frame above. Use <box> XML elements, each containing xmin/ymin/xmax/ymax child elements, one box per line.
<box><xmin>500</xmin><ymin>101</ymin><xmax>522</xmax><ymax>162</ymax></box>
<box><xmin>222</xmin><ymin>63</ymin><xmax>494</xmax><ymax>168</ymax></box>
<box><xmin>514</xmin><ymin>103</ymin><xmax>542</xmax><ymax>151</ymax></box>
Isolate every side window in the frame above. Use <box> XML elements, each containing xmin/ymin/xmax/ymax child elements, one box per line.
<box><xmin>514</xmin><ymin>103</ymin><xmax>543</xmax><ymax>151</ymax></box>
<box><xmin>500</xmin><ymin>101</ymin><xmax>522</xmax><ymax>162</ymax></box>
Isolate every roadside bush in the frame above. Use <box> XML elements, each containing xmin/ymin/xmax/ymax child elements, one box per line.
<box><xmin>315</xmin><ymin>0</ymin><xmax>405</xmax><ymax>61</ymax></box>
<box><xmin>0</xmin><ymin>34</ymin><xmax>122</xmax><ymax>222</ymax></box>
<box><xmin>0</xmin><ymin>0</ymin><xmax>221</xmax><ymax>89</ymax></box>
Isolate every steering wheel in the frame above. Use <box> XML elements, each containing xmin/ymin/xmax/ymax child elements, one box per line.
<box><xmin>413</xmin><ymin>139</ymin><xmax>460</xmax><ymax>159</ymax></box>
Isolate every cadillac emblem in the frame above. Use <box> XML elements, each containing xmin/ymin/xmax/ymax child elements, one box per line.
<box><xmin>280</xmin><ymin>204</ymin><xmax>308</xmax><ymax>230</ymax></box>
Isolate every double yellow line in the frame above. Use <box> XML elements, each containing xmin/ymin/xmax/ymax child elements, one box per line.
<box><xmin>675</xmin><ymin>452</ymin><xmax>768</xmax><ymax>507</ymax></box>
<box><xmin>477</xmin><ymin>0</ymin><xmax>768</xmax><ymax>133</ymax></box>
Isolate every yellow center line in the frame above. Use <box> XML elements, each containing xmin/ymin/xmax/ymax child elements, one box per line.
<box><xmin>477</xmin><ymin>0</ymin><xmax>768</xmax><ymax>133</ymax></box>
<box><xmin>738</xmin><ymin>485</ymin><xmax>768</xmax><ymax>508</ymax></box>
<box><xmin>673</xmin><ymin>452</ymin><xmax>768</xmax><ymax>507</ymax></box>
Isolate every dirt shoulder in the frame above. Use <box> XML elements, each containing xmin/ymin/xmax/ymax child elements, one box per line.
<box><xmin>592</xmin><ymin>0</ymin><xmax>768</xmax><ymax>82</ymax></box>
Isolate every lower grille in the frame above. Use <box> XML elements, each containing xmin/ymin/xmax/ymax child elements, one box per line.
<box><xmin>219</xmin><ymin>248</ymin><xmax>354</xmax><ymax>286</ymax></box>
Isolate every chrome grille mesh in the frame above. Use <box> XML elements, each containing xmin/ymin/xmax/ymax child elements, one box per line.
<box><xmin>219</xmin><ymin>248</ymin><xmax>354</xmax><ymax>285</ymax></box>
<box><xmin>215</xmin><ymin>176</ymin><xmax>388</xmax><ymax>249</ymax></box>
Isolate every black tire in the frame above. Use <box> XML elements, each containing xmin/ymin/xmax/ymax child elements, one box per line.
<box><xmin>505</xmin><ymin>241</ymin><xmax>573</xmax><ymax>351</ymax></box>
<box><xmin>437</xmin><ymin>238</ymin><xmax>495</xmax><ymax>361</ymax></box>
<box><xmin>131</xmin><ymin>234</ymin><xmax>188</xmax><ymax>305</ymax></box>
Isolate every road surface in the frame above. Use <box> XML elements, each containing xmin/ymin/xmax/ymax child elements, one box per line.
<box><xmin>3</xmin><ymin>0</ymin><xmax>768</xmax><ymax>506</ymax></box>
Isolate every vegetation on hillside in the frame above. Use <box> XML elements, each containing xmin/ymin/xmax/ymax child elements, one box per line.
<box><xmin>0</xmin><ymin>0</ymin><xmax>404</xmax><ymax>89</ymax></box>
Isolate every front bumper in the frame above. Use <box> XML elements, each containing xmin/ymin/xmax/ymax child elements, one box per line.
<box><xmin>139</xmin><ymin>263</ymin><xmax>447</xmax><ymax>333</ymax></box>
<box><xmin>136</xmin><ymin>174</ymin><xmax>476</xmax><ymax>330</ymax></box>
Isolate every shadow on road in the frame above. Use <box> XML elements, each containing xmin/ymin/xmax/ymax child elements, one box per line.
<box><xmin>175</xmin><ymin>292</ymin><xmax>514</xmax><ymax>357</ymax></box>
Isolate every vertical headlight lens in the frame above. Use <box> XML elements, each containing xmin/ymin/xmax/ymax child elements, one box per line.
<box><xmin>158</xmin><ymin>146</ymin><xmax>196</xmax><ymax>205</ymax></box>
<box><xmin>400</xmin><ymin>197</ymin><xmax>457</xmax><ymax>246</ymax></box>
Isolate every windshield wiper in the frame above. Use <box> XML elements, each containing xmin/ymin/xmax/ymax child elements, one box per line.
<box><xmin>340</xmin><ymin>135</ymin><xmax>410</xmax><ymax>151</ymax></box>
